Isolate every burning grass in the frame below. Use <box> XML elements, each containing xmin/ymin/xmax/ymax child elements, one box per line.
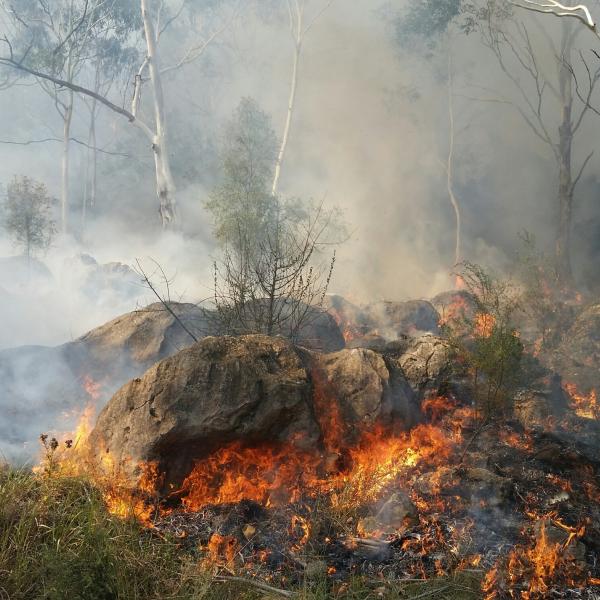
<box><xmin>0</xmin><ymin>465</ymin><xmax>487</xmax><ymax>600</ymax></box>
<box><xmin>14</xmin><ymin>317</ymin><xmax>600</xmax><ymax>599</ymax></box>
<box><xmin>25</xmin><ymin>385</ymin><xmax>600</xmax><ymax>599</ymax></box>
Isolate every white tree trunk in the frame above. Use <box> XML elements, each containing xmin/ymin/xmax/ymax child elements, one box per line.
<box><xmin>61</xmin><ymin>91</ymin><xmax>74</xmax><ymax>234</ymax></box>
<box><xmin>272</xmin><ymin>41</ymin><xmax>301</xmax><ymax>196</ymax></box>
<box><xmin>141</xmin><ymin>0</ymin><xmax>176</xmax><ymax>227</ymax></box>
<box><xmin>446</xmin><ymin>55</ymin><xmax>461</xmax><ymax>267</ymax></box>
<box><xmin>82</xmin><ymin>99</ymin><xmax>97</xmax><ymax>231</ymax></box>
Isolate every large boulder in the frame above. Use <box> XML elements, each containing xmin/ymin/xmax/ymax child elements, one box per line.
<box><xmin>0</xmin><ymin>302</ymin><xmax>211</xmax><ymax>460</ymax></box>
<box><xmin>314</xmin><ymin>347</ymin><xmax>419</xmax><ymax>433</ymax></box>
<box><xmin>86</xmin><ymin>335</ymin><xmax>421</xmax><ymax>490</ymax></box>
<box><xmin>65</xmin><ymin>302</ymin><xmax>211</xmax><ymax>382</ymax></box>
<box><xmin>61</xmin><ymin>254</ymin><xmax>140</xmax><ymax>305</ymax></box>
<box><xmin>386</xmin><ymin>334</ymin><xmax>454</xmax><ymax>400</ymax></box>
<box><xmin>363</xmin><ymin>300</ymin><xmax>441</xmax><ymax>338</ymax></box>
<box><xmin>87</xmin><ymin>335</ymin><xmax>319</xmax><ymax>487</ymax></box>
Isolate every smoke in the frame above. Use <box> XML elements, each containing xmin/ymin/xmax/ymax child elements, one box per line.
<box><xmin>2</xmin><ymin>0</ymin><xmax>600</xmax><ymax>460</ymax></box>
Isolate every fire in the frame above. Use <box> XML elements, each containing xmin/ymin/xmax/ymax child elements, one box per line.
<box><xmin>474</xmin><ymin>312</ymin><xmax>495</xmax><ymax>338</ymax></box>
<box><xmin>438</xmin><ymin>293</ymin><xmax>471</xmax><ymax>328</ymax></box>
<box><xmin>422</xmin><ymin>394</ymin><xmax>456</xmax><ymax>423</ymax></box>
<box><xmin>207</xmin><ymin>533</ymin><xmax>239</xmax><ymax>566</ymax></box>
<box><xmin>180</xmin><ymin>423</ymin><xmax>456</xmax><ymax>513</ymax></box>
<box><xmin>82</xmin><ymin>374</ymin><xmax>102</xmax><ymax>401</ymax></box>
<box><xmin>290</xmin><ymin>514</ymin><xmax>311</xmax><ymax>549</ymax></box>
<box><xmin>564</xmin><ymin>382</ymin><xmax>599</xmax><ymax>419</ymax></box>
<box><xmin>498</xmin><ymin>428</ymin><xmax>533</xmax><ymax>452</ymax></box>
<box><xmin>328</xmin><ymin>306</ymin><xmax>363</xmax><ymax>343</ymax></box>
<box><xmin>482</xmin><ymin>516</ymin><xmax>587</xmax><ymax>598</ymax></box>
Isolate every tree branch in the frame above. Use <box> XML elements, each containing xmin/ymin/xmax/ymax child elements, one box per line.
<box><xmin>511</xmin><ymin>0</ymin><xmax>597</xmax><ymax>33</ymax></box>
<box><xmin>0</xmin><ymin>41</ymin><xmax>155</xmax><ymax>142</ymax></box>
<box><xmin>0</xmin><ymin>135</ymin><xmax>130</xmax><ymax>156</ymax></box>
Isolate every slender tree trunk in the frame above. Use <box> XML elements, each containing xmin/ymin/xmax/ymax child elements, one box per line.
<box><xmin>90</xmin><ymin>112</ymin><xmax>97</xmax><ymax>209</ymax></box>
<box><xmin>82</xmin><ymin>104</ymin><xmax>97</xmax><ymax>230</ymax></box>
<box><xmin>446</xmin><ymin>53</ymin><xmax>461</xmax><ymax>268</ymax></box>
<box><xmin>555</xmin><ymin>25</ymin><xmax>574</xmax><ymax>285</ymax></box>
<box><xmin>272</xmin><ymin>41</ymin><xmax>301</xmax><ymax>197</ymax></box>
<box><xmin>61</xmin><ymin>91</ymin><xmax>74</xmax><ymax>234</ymax></box>
<box><xmin>141</xmin><ymin>0</ymin><xmax>177</xmax><ymax>227</ymax></box>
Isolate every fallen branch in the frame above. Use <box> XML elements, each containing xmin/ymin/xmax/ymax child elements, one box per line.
<box><xmin>213</xmin><ymin>575</ymin><xmax>294</xmax><ymax>597</ymax></box>
<box><xmin>406</xmin><ymin>585</ymin><xmax>451</xmax><ymax>599</ymax></box>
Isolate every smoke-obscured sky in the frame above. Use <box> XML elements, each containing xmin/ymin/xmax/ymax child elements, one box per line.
<box><xmin>1</xmin><ymin>0</ymin><xmax>600</xmax><ymax>350</ymax></box>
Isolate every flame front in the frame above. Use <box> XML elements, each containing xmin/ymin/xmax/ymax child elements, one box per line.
<box><xmin>564</xmin><ymin>382</ymin><xmax>599</xmax><ymax>419</ymax></box>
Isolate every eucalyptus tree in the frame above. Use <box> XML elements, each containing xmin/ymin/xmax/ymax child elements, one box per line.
<box><xmin>466</xmin><ymin>1</ymin><xmax>600</xmax><ymax>284</ymax></box>
<box><xmin>400</xmin><ymin>0</ymin><xmax>600</xmax><ymax>284</ymax></box>
<box><xmin>271</xmin><ymin>0</ymin><xmax>335</xmax><ymax>196</ymax></box>
<box><xmin>0</xmin><ymin>0</ymin><xmax>139</xmax><ymax>234</ymax></box>
<box><xmin>81</xmin><ymin>27</ymin><xmax>140</xmax><ymax>228</ymax></box>
<box><xmin>0</xmin><ymin>0</ymin><xmax>238</xmax><ymax>229</ymax></box>
<box><xmin>396</xmin><ymin>0</ymin><xmax>465</xmax><ymax>269</ymax></box>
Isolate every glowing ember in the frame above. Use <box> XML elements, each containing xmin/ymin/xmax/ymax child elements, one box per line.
<box><xmin>564</xmin><ymin>382</ymin><xmax>599</xmax><ymax>419</ymax></box>
<box><xmin>498</xmin><ymin>429</ymin><xmax>533</xmax><ymax>452</ymax></box>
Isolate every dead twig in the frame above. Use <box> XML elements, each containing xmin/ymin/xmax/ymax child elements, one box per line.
<box><xmin>404</xmin><ymin>584</ymin><xmax>451</xmax><ymax>599</ymax></box>
<box><xmin>457</xmin><ymin>417</ymin><xmax>490</xmax><ymax>465</ymax></box>
<box><xmin>213</xmin><ymin>575</ymin><xmax>294</xmax><ymax>597</ymax></box>
<box><xmin>135</xmin><ymin>258</ymin><xmax>198</xmax><ymax>343</ymax></box>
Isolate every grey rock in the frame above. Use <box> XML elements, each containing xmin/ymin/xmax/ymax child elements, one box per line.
<box><xmin>87</xmin><ymin>335</ymin><xmax>318</xmax><ymax>488</ymax></box>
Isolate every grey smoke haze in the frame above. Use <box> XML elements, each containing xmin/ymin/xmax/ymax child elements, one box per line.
<box><xmin>1</xmin><ymin>0</ymin><xmax>600</xmax><ymax>458</ymax></box>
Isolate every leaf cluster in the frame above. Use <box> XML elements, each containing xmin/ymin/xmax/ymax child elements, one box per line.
<box><xmin>447</xmin><ymin>261</ymin><xmax>524</xmax><ymax>417</ymax></box>
<box><xmin>3</xmin><ymin>175</ymin><xmax>57</xmax><ymax>257</ymax></box>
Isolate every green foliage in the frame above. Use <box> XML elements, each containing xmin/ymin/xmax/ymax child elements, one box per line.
<box><xmin>0</xmin><ymin>465</ymin><xmax>483</xmax><ymax>600</ymax></box>
<box><xmin>447</xmin><ymin>262</ymin><xmax>524</xmax><ymax>418</ymax></box>
<box><xmin>205</xmin><ymin>97</ymin><xmax>279</xmax><ymax>251</ymax></box>
<box><xmin>513</xmin><ymin>231</ymin><xmax>576</xmax><ymax>353</ymax></box>
<box><xmin>395</xmin><ymin>0</ymin><xmax>462</xmax><ymax>47</ymax></box>
<box><xmin>206</xmin><ymin>97</ymin><xmax>344</xmax><ymax>341</ymax></box>
<box><xmin>5</xmin><ymin>0</ymin><xmax>140</xmax><ymax>79</ymax></box>
<box><xmin>3</xmin><ymin>175</ymin><xmax>56</xmax><ymax>258</ymax></box>
<box><xmin>395</xmin><ymin>0</ymin><xmax>513</xmax><ymax>48</ymax></box>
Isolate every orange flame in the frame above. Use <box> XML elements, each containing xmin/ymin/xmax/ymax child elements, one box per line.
<box><xmin>564</xmin><ymin>382</ymin><xmax>599</xmax><ymax>419</ymax></box>
<box><xmin>180</xmin><ymin>422</ymin><xmax>456</xmax><ymax>513</ymax></box>
<box><xmin>473</xmin><ymin>313</ymin><xmax>496</xmax><ymax>338</ymax></box>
